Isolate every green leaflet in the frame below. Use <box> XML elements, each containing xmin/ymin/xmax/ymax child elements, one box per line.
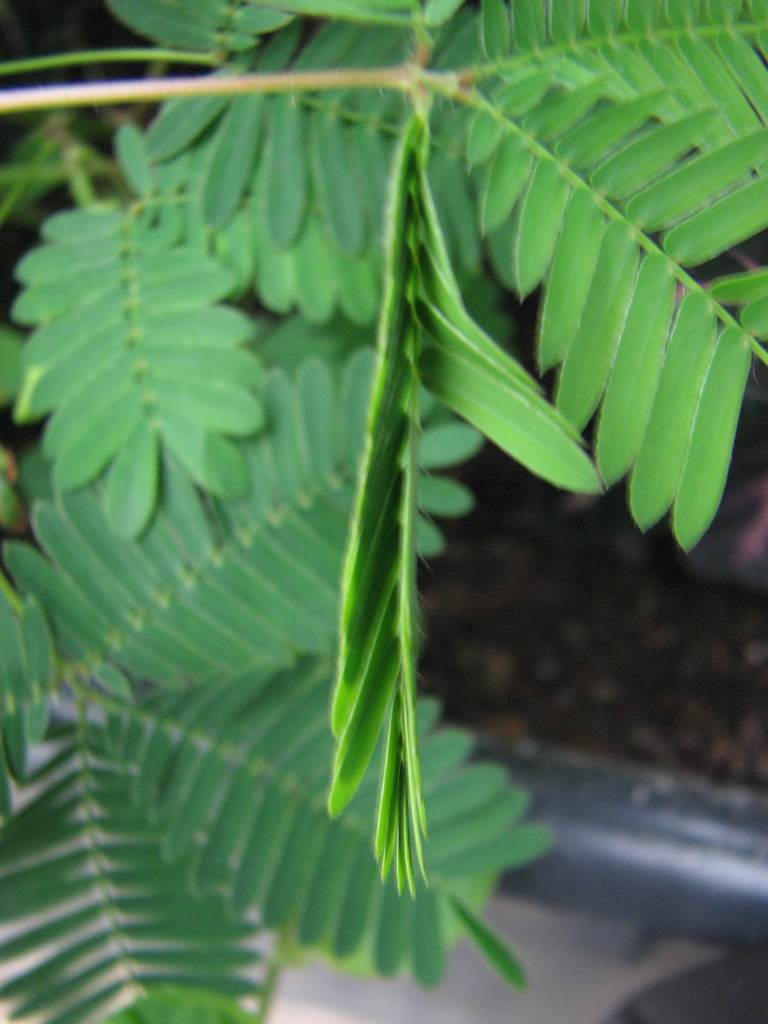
<box><xmin>103</xmin><ymin>422</ymin><xmax>159</xmax><ymax>539</ymax></box>
<box><xmin>590</xmin><ymin>110</ymin><xmax>717</xmax><ymax>199</ymax></box>
<box><xmin>496</xmin><ymin>68</ymin><xmax>553</xmax><ymax>118</ymax></box>
<box><xmin>466</xmin><ymin>111</ymin><xmax>504</xmax><ymax>167</ymax></box>
<box><xmin>266</xmin><ymin>96</ymin><xmax>308</xmax><ymax>247</ymax></box>
<box><xmin>627</xmin><ymin>128</ymin><xmax>768</xmax><ymax>230</ymax></box>
<box><xmin>145</xmin><ymin>88</ymin><xmax>229</xmax><ymax>162</ymax></box>
<box><xmin>419</xmin><ymin>475</ymin><xmax>474</xmax><ymax>516</ymax></box>
<box><xmin>556</xmin><ymin>222</ymin><xmax>639</xmax><ymax>431</ymax></box>
<box><xmin>664</xmin><ymin>177</ymin><xmax>768</xmax><ymax>265</ymax></box>
<box><xmin>630</xmin><ymin>293</ymin><xmax>718</xmax><ymax>531</ymax></box>
<box><xmin>523</xmin><ymin>79</ymin><xmax>608</xmax><ymax>143</ymax></box>
<box><xmin>129</xmin><ymin>23</ymin><xmax>407</xmax><ymax>327</ymax></box>
<box><xmin>555</xmin><ymin>92</ymin><xmax>665</xmax><ymax>169</ymax></box>
<box><xmin>330</xmin><ymin>112</ymin><xmax>428</xmax><ymax>893</ymax></box>
<box><xmin>480</xmin><ymin>135</ymin><xmax>532</xmax><ymax>235</ymax></box>
<box><xmin>514</xmin><ymin>160</ymin><xmax>571</xmax><ymax>298</ymax></box>
<box><xmin>512</xmin><ymin>0</ymin><xmax>546</xmax><ymax>49</ymax></box>
<box><xmin>673</xmin><ymin>327</ymin><xmax>752</xmax><ymax>550</ymax></box>
<box><xmin>537</xmin><ymin>188</ymin><xmax>605</xmax><ymax>373</ymax></box>
<box><xmin>587</xmin><ymin>0</ymin><xmax>624</xmax><ymax>34</ymax></box>
<box><xmin>742</xmin><ymin>294</ymin><xmax>768</xmax><ymax>337</ymax></box>
<box><xmin>420</xmin><ymin>422</ymin><xmax>483</xmax><ymax>468</ymax></box>
<box><xmin>550</xmin><ymin>0</ymin><xmax>586</xmax><ymax>42</ymax></box>
<box><xmin>311</xmin><ymin>112</ymin><xmax>365</xmax><ymax>255</ymax></box>
<box><xmin>710</xmin><ymin>268</ymin><xmax>768</xmax><ymax>304</ymax></box>
<box><xmin>596</xmin><ymin>256</ymin><xmax>676</xmax><ymax>486</ymax></box>
<box><xmin>115</xmin><ymin>124</ymin><xmax>154</xmax><ymax>198</ymax></box>
<box><xmin>480</xmin><ymin>0</ymin><xmax>511</xmax><ymax>58</ymax></box>
<box><xmin>201</xmin><ymin>95</ymin><xmax>264</xmax><ymax>228</ymax></box>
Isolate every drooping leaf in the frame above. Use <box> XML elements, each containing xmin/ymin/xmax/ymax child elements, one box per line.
<box><xmin>329</xmin><ymin>112</ymin><xmax>429</xmax><ymax>892</ymax></box>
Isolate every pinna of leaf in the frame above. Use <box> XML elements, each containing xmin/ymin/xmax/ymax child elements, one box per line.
<box><xmin>329</xmin><ymin>111</ymin><xmax>428</xmax><ymax>896</ymax></box>
<box><xmin>328</xmin><ymin>109</ymin><xmax>599</xmax><ymax>893</ymax></box>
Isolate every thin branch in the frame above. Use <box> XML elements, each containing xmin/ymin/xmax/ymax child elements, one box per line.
<box><xmin>0</xmin><ymin>47</ymin><xmax>219</xmax><ymax>78</ymax></box>
<box><xmin>0</xmin><ymin>65</ymin><xmax>428</xmax><ymax>114</ymax></box>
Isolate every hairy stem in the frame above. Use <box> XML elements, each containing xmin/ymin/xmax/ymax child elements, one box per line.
<box><xmin>0</xmin><ymin>64</ymin><xmax>461</xmax><ymax>115</ymax></box>
<box><xmin>0</xmin><ymin>47</ymin><xmax>219</xmax><ymax>78</ymax></box>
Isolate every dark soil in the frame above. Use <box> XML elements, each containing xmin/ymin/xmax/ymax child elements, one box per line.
<box><xmin>420</xmin><ymin>443</ymin><xmax>768</xmax><ymax>789</ymax></box>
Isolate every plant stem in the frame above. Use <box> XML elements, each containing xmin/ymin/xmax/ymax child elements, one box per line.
<box><xmin>0</xmin><ymin>48</ymin><xmax>219</xmax><ymax>78</ymax></box>
<box><xmin>0</xmin><ymin>65</ymin><xmax>461</xmax><ymax>115</ymax></box>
